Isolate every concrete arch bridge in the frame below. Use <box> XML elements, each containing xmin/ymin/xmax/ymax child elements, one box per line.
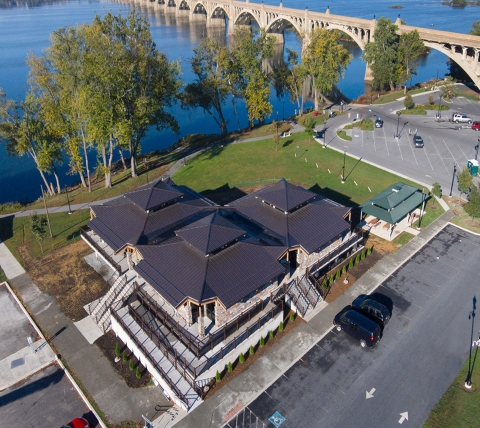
<box><xmin>129</xmin><ymin>0</ymin><xmax>480</xmax><ymax>87</ymax></box>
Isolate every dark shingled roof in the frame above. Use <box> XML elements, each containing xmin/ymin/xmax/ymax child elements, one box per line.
<box><xmin>254</xmin><ymin>178</ymin><xmax>315</xmax><ymax>212</ymax></box>
<box><xmin>124</xmin><ymin>179</ymin><xmax>184</xmax><ymax>211</ymax></box>
<box><xmin>135</xmin><ymin>240</ymin><xmax>287</xmax><ymax>308</ymax></box>
<box><xmin>176</xmin><ymin>210</ymin><xmax>246</xmax><ymax>255</ymax></box>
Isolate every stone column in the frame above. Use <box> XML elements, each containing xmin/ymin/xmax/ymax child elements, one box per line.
<box><xmin>198</xmin><ymin>305</ymin><xmax>205</xmax><ymax>338</ymax></box>
<box><xmin>474</xmin><ymin>49</ymin><xmax>479</xmax><ymax>71</ymax></box>
<box><xmin>463</xmin><ymin>46</ymin><xmax>467</xmax><ymax>61</ymax></box>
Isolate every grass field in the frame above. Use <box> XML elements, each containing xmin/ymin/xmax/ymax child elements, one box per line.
<box><xmin>172</xmin><ymin>130</ymin><xmax>424</xmax><ymax>207</ymax></box>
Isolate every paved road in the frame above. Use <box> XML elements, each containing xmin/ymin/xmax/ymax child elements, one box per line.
<box><xmin>225</xmin><ymin>225</ymin><xmax>479</xmax><ymax>428</ymax></box>
<box><xmin>325</xmin><ymin>88</ymin><xmax>480</xmax><ymax>195</ymax></box>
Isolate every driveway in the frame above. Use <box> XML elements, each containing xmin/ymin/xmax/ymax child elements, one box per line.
<box><xmin>225</xmin><ymin>225</ymin><xmax>479</xmax><ymax>427</ymax></box>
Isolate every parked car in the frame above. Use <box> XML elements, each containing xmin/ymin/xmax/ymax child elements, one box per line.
<box><xmin>452</xmin><ymin>113</ymin><xmax>473</xmax><ymax>124</ymax></box>
<box><xmin>375</xmin><ymin>116</ymin><xmax>383</xmax><ymax>128</ymax></box>
<box><xmin>472</xmin><ymin>121</ymin><xmax>480</xmax><ymax>131</ymax></box>
<box><xmin>62</xmin><ymin>418</ymin><xmax>90</xmax><ymax>428</ymax></box>
<box><xmin>351</xmin><ymin>296</ymin><xmax>391</xmax><ymax>328</ymax></box>
<box><xmin>413</xmin><ymin>134</ymin><xmax>424</xmax><ymax>148</ymax></box>
<box><xmin>333</xmin><ymin>308</ymin><xmax>382</xmax><ymax>348</ymax></box>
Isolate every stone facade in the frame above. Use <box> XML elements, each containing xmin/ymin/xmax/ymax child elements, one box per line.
<box><xmin>178</xmin><ymin>301</ymin><xmax>193</xmax><ymax>326</ymax></box>
<box><xmin>301</xmin><ymin>230</ymin><xmax>352</xmax><ymax>269</ymax></box>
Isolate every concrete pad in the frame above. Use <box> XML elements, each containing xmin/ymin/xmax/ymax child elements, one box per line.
<box><xmin>0</xmin><ymin>339</ymin><xmax>56</xmax><ymax>391</ymax></box>
<box><xmin>0</xmin><ymin>241</ymin><xmax>25</xmax><ymax>279</ymax></box>
<box><xmin>74</xmin><ymin>315</ymin><xmax>104</xmax><ymax>345</ymax></box>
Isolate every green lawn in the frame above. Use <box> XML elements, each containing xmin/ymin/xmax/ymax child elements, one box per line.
<box><xmin>0</xmin><ymin>267</ymin><xmax>6</xmax><ymax>283</ymax></box>
<box><xmin>172</xmin><ymin>131</ymin><xmax>425</xmax><ymax>207</ymax></box>
<box><xmin>373</xmin><ymin>87</ymin><xmax>432</xmax><ymax>104</ymax></box>
<box><xmin>0</xmin><ymin>210</ymin><xmax>91</xmax><ymax>262</ymax></box>
<box><xmin>424</xmin><ymin>355</ymin><xmax>480</xmax><ymax>428</ymax></box>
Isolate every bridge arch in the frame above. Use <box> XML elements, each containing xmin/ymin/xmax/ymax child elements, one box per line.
<box><xmin>265</xmin><ymin>17</ymin><xmax>302</xmax><ymax>38</ymax></box>
<box><xmin>233</xmin><ymin>9</ymin><xmax>261</xmax><ymax>28</ymax></box>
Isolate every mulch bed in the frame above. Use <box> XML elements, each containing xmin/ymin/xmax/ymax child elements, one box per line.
<box><xmin>95</xmin><ymin>330</ymin><xmax>151</xmax><ymax>388</ymax></box>
<box><xmin>203</xmin><ymin>311</ymin><xmax>304</xmax><ymax>400</ymax></box>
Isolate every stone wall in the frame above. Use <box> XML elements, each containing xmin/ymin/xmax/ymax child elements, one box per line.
<box><xmin>301</xmin><ymin>230</ymin><xmax>351</xmax><ymax>269</ymax></box>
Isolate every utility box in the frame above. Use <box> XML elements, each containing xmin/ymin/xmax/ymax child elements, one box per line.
<box><xmin>467</xmin><ymin>159</ymin><xmax>479</xmax><ymax>176</ymax></box>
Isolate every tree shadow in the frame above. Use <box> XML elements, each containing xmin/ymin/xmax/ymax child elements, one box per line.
<box><xmin>0</xmin><ymin>215</ymin><xmax>15</xmax><ymax>241</ymax></box>
<box><xmin>282</xmin><ymin>139</ymin><xmax>294</xmax><ymax>148</ymax></box>
<box><xmin>201</xmin><ymin>183</ymin><xmax>247</xmax><ymax>206</ymax></box>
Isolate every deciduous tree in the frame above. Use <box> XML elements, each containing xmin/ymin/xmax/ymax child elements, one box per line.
<box><xmin>470</xmin><ymin>21</ymin><xmax>480</xmax><ymax>36</ymax></box>
<box><xmin>464</xmin><ymin>184</ymin><xmax>480</xmax><ymax>220</ymax></box>
<box><xmin>457</xmin><ymin>166</ymin><xmax>473</xmax><ymax>197</ymax></box>
<box><xmin>302</xmin><ymin>29</ymin><xmax>351</xmax><ymax>111</ymax></box>
<box><xmin>398</xmin><ymin>30</ymin><xmax>425</xmax><ymax>93</ymax></box>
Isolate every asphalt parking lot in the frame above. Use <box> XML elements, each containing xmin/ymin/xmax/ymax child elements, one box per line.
<box><xmin>327</xmin><ymin>91</ymin><xmax>480</xmax><ymax>193</ymax></box>
<box><xmin>225</xmin><ymin>225</ymin><xmax>480</xmax><ymax>428</ymax></box>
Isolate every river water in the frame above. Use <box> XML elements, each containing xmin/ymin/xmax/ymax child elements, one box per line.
<box><xmin>0</xmin><ymin>0</ymin><xmax>477</xmax><ymax>204</ymax></box>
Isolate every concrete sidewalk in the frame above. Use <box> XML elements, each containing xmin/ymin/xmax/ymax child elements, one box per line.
<box><xmin>175</xmin><ymin>209</ymin><xmax>455</xmax><ymax>428</ymax></box>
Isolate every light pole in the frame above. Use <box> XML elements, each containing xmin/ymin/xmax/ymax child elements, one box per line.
<box><xmin>395</xmin><ymin>111</ymin><xmax>401</xmax><ymax>139</ymax></box>
<box><xmin>65</xmin><ymin>185</ymin><xmax>72</xmax><ymax>215</ymax></box>
<box><xmin>436</xmin><ymin>68</ymin><xmax>439</xmax><ymax>82</ymax></box>
<box><xmin>323</xmin><ymin>119</ymin><xmax>327</xmax><ymax>148</ymax></box>
<box><xmin>438</xmin><ymin>95</ymin><xmax>442</xmax><ymax>119</ymax></box>
<box><xmin>449</xmin><ymin>163</ymin><xmax>457</xmax><ymax>197</ymax></box>
<box><xmin>465</xmin><ymin>296</ymin><xmax>477</xmax><ymax>389</ymax></box>
<box><xmin>282</xmin><ymin>98</ymin><xmax>284</xmax><ymax>121</ymax></box>
<box><xmin>276</xmin><ymin>111</ymin><xmax>279</xmax><ymax>141</ymax></box>
<box><xmin>475</xmin><ymin>141</ymin><xmax>479</xmax><ymax>161</ymax></box>
<box><xmin>341</xmin><ymin>148</ymin><xmax>346</xmax><ymax>183</ymax></box>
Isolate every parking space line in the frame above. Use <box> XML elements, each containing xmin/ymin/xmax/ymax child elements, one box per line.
<box><xmin>443</xmin><ymin>140</ymin><xmax>459</xmax><ymax>165</ymax></box>
<box><xmin>422</xmin><ymin>145</ymin><xmax>434</xmax><ymax>170</ymax></box>
<box><xmin>408</xmin><ymin>140</ymin><xmax>418</xmax><ymax>166</ymax></box>
<box><xmin>456</xmin><ymin>144</ymin><xmax>470</xmax><ymax>164</ymax></box>
<box><xmin>429</xmin><ymin>136</ymin><xmax>449</xmax><ymax>174</ymax></box>
<box><xmin>396</xmin><ymin>137</ymin><xmax>404</xmax><ymax>161</ymax></box>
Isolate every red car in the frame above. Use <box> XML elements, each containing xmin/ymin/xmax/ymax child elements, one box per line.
<box><xmin>62</xmin><ymin>418</ymin><xmax>90</xmax><ymax>428</ymax></box>
<box><xmin>472</xmin><ymin>121</ymin><xmax>480</xmax><ymax>131</ymax></box>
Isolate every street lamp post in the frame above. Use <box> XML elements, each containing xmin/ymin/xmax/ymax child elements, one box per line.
<box><xmin>438</xmin><ymin>95</ymin><xmax>442</xmax><ymax>119</ymax></box>
<box><xmin>465</xmin><ymin>297</ymin><xmax>478</xmax><ymax>389</ymax></box>
<box><xmin>282</xmin><ymin>98</ymin><xmax>285</xmax><ymax>121</ymax></box>
<box><xmin>395</xmin><ymin>111</ymin><xmax>401</xmax><ymax>139</ymax></box>
<box><xmin>65</xmin><ymin>185</ymin><xmax>72</xmax><ymax>215</ymax></box>
<box><xmin>341</xmin><ymin>149</ymin><xmax>346</xmax><ymax>183</ymax></box>
<box><xmin>475</xmin><ymin>141</ymin><xmax>479</xmax><ymax>161</ymax></box>
<box><xmin>449</xmin><ymin>163</ymin><xmax>457</xmax><ymax>197</ymax></box>
<box><xmin>323</xmin><ymin>119</ymin><xmax>327</xmax><ymax>148</ymax></box>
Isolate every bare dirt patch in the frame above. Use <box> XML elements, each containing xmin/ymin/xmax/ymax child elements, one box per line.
<box><xmin>324</xmin><ymin>235</ymin><xmax>397</xmax><ymax>304</ymax></box>
<box><xmin>19</xmin><ymin>239</ymin><xmax>108</xmax><ymax>321</ymax></box>
<box><xmin>95</xmin><ymin>330</ymin><xmax>151</xmax><ymax>388</ymax></box>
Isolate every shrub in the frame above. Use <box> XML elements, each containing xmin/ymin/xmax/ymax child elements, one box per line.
<box><xmin>322</xmin><ymin>279</ymin><xmax>328</xmax><ymax>289</ymax></box>
<box><xmin>122</xmin><ymin>350</ymin><xmax>128</xmax><ymax>362</ymax></box>
<box><xmin>290</xmin><ymin>312</ymin><xmax>295</xmax><ymax>322</ymax></box>
<box><xmin>135</xmin><ymin>366</ymin><xmax>141</xmax><ymax>379</ymax></box>
<box><xmin>239</xmin><ymin>353</ymin><xmax>245</xmax><ymax>364</ymax></box>
<box><xmin>129</xmin><ymin>359</ymin><xmax>134</xmax><ymax>371</ymax></box>
<box><xmin>115</xmin><ymin>342</ymin><xmax>121</xmax><ymax>356</ymax></box>
<box><xmin>342</xmin><ymin>265</ymin><xmax>347</xmax><ymax>275</ymax></box>
<box><xmin>269</xmin><ymin>330</ymin><xmax>274</xmax><ymax>339</ymax></box>
<box><xmin>428</xmin><ymin>94</ymin><xmax>434</xmax><ymax>104</ymax></box>
<box><xmin>361</xmin><ymin>251</ymin><xmax>365</xmax><ymax>260</ymax></box>
<box><xmin>260</xmin><ymin>336</ymin><xmax>265</xmax><ymax>347</ymax></box>
<box><xmin>348</xmin><ymin>258</ymin><xmax>354</xmax><ymax>269</ymax></box>
<box><xmin>367</xmin><ymin>246</ymin><xmax>372</xmax><ymax>255</ymax></box>
<box><xmin>227</xmin><ymin>362</ymin><xmax>233</xmax><ymax>372</ymax></box>
<box><xmin>335</xmin><ymin>270</ymin><xmax>341</xmax><ymax>280</ymax></box>
<box><xmin>279</xmin><ymin>321</ymin><xmax>284</xmax><ymax>332</ymax></box>
<box><xmin>216</xmin><ymin>370</ymin><xmax>221</xmax><ymax>381</ymax></box>
<box><xmin>249</xmin><ymin>345</ymin><xmax>255</xmax><ymax>355</ymax></box>
<box><xmin>329</xmin><ymin>275</ymin><xmax>335</xmax><ymax>285</ymax></box>
<box><xmin>404</xmin><ymin>94</ymin><xmax>414</xmax><ymax>110</ymax></box>
<box><xmin>355</xmin><ymin>254</ymin><xmax>360</xmax><ymax>264</ymax></box>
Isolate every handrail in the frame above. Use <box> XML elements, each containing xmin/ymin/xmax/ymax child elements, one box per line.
<box><xmin>111</xmin><ymin>309</ymin><xmax>190</xmax><ymax>406</ymax></box>
<box><xmin>93</xmin><ymin>276</ymin><xmax>127</xmax><ymax>325</ymax></box>
<box><xmin>80</xmin><ymin>226</ymin><xmax>122</xmax><ymax>275</ymax></box>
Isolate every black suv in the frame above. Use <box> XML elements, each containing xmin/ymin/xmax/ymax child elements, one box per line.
<box><xmin>351</xmin><ymin>296</ymin><xmax>390</xmax><ymax>328</ymax></box>
<box><xmin>375</xmin><ymin>116</ymin><xmax>383</xmax><ymax>128</ymax></box>
<box><xmin>333</xmin><ymin>309</ymin><xmax>381</xmax><ymax>348</ymax></box>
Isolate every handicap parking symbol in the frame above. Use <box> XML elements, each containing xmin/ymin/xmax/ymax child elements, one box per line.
<box><xmin>268</xmin><ymin>411</ymin><xmax>286</xmax><ymax>427</ymax></box>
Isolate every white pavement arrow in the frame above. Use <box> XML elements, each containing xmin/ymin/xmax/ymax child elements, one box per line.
<box><xmin>365</xmin><ymin>388</ymin><xmax>376</xmax><ymax>399</ymax></box>
<box><xmin>398</xmin><ymin>412</ymin><xmax>409</xmax><ymax>424</ymax></box>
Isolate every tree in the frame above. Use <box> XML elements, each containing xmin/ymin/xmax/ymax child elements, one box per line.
<box><xmin>271</xmin><ymin>120</ymin><xmax>281</xmax><ymax>153</ymax></box>
<box><xmin>457</xmin><ymin>166</ymin><xmax>473</xmax><ymax>197</ymax></box>
<box><xmin>30</xmin><ymin>212</ymin><xmax>48</xmax><ymax>253</ymax></box>
<box><xmin>302</xmin><ymin>29</ymin><xmax>351</xmax><ymax>111</ymax></box>
<box><xmin>363</xmin><ymin>18</ymin><xmax>400</xmax><ymax>91</ymax></box>
<box><xmin>451</xmin><ymin>0</ymin><xmax>466</xmax><ymax>7</ymax></box>
<box><xmin>464</xmin><ymin>184</ymin><xmax>480</xmax><ymax>220</ymax></box>
<box><xmin>470</xmin><ymin>21</ymin><xmax>480</xmax><ymax>36</ymax></box>
<box><xmin>182</xmin><ymin>38</ymin><xmax>230</xmax><ymax>135</ymax></box>
<box><xmin>404</xmin><ymin>94</ymin><xmax>414</xmax><ymax>110</ymax></box>
<box><xmin>221</xmin><ymin>27</ymin><xmax>274</xmax><ymax>127</ymax></box>
<box><xmin>0</xmin><ymin>90</ymin><xmax>63</xmax><ymax>195</ymax></box>
<box><xmin>284</xmin><ymin>49</ymin><xmax>307</xmax><ymax>116</ymax></box>
<box><xmin>432</xmin><ymin>182</ymin><xmax>442</xmax><ymax>198</ymax></box>
<box><xmin>398</xmin><ymin>30</ymin><xmax>425</xmax><ymax>93</ymax></box>
<box><xmin>438</xmin><ymin>76</ymin><xmax>458</xmax><ymax>101</ymax></box>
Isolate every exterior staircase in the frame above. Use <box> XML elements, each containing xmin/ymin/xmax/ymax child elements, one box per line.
<box><xmin>89</xmin><ymin>274</ymin><xmax>133</xmax><ymax>332</ymax></box>
<box><xmin>287</xmin><ymin>275</ymin><xmax>322</xmax><ymax>317</ymax></box>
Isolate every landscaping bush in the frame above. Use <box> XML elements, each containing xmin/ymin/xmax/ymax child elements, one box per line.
<box><xmin>329</xmin><ymin>275</ymin><xmax>335</xmax><ymax>285</ymax></box>
<box><xmin>349</xmin><ymin>258</ymin><xmax>354</xmax><ymax>269</ymax></box>
<box><xmin>355</xmin><ymin>254</ymin><xmax>360</xmax><ymax>264</ymax></box>
<box><xmin>260</xmin><ymin>336</ymin><xmax>265</xmax><ymax>347</ymax></box>
<box><xmin>115</xmin><ymin>342</ymin><xmax>121</xmax><ymax>356</ymax></box>
<box><xmin>227</xmin><ymin>362</ymin><xmax>233</xmax><ymax>372</ymax></box>
<box><xmin>290</xmin><ymin>312</ymin><xmax>295</xmax><ymax>322</ymax></box>
<box><xmin>404</xmin><ymin>94</ymin><xmax>414</xmax><ymax>110</ymax></box>
<box><xmin>335</xmin><ymin>270</ymin><xmax>341</xmax><ymax>279</ymax></box>
<box><xmin>129</xmin><ymin>359</ymin><xmax>134</xmax><ymax>371</ymax></box>
<box><xmin>342</xmin><ymin>265</ymin><xmax>347</xmax><ymax>275</ymax></box>
<box><xmin>269</xmin><ymin>330</ymin><xmax>274</xmax><ymax>339</ymax></box>
<box><xmin>249</xmin><ymin>345</ymin><xmax>255</xmax><ymax>356</ymax></box>
<box><xmin>239</xmin><ymin>352</ymin><xmax>245</xmax><ymax>364</ymax></box>
<box><xmin>122</xmin><ymin>350</ymin><xmax>128</xmax><ymax>362</ymax></box>
<box><xmin>279</xmin><ymin>321</ymin><xmax>284</xmax><ymax>332</ymax></box>
<box><xmin>216</xmin><ymin>370</ymin><xmax>221</xmax><ymax>381</ymax></box>
<box><xmin>135</xmin><ymin>366</ymin><xmax>141</xmax><ymax>379</ymax></box>
<box><xmin>367</xmin><ymin>246</ymin><xmax>372</xmax><ymax>255</ymax></box>
<box><xmin>432</xmin><ymin>182</ymin><xmax>442</xmax><ymax>198</ymax></box>
<box><xmin>361</xmin><ymin>251</ymin><xmax>365</xmax><ymax>260</ymax></box>
<box><xmin>322</xmin><ymin>279</ymin><xmax>328</xmax><ymax>289</ymax></box>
